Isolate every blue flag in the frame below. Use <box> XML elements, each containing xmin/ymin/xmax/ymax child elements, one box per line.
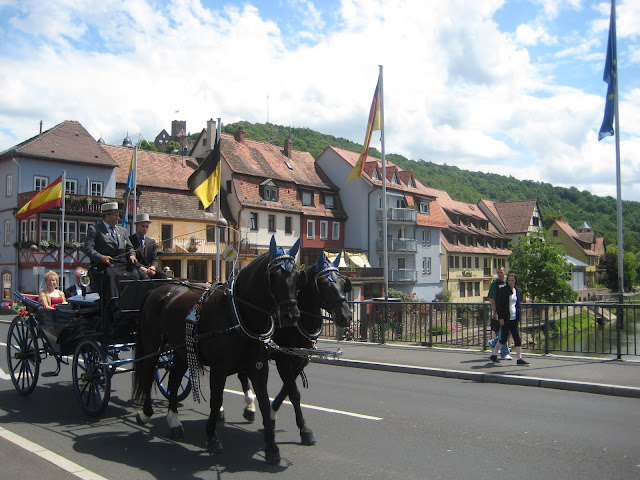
<box><xmin>122</xmin><ymin>151</ymin><xmax>135</xmax><ymax>227</ymax></box>
<box><xmin>598</xmin><ymin>0</ymin><xmax>617</xmax><ymax>141</ymax></box>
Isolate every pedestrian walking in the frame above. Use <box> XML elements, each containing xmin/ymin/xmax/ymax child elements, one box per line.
<box><xmin>490</xmin><ymin>273</ymin><xmax>529</xmax><ymax>366</ymax></box>
<box><xmin>487</xmin><ymin>266</ymin><xmax>511</xmax><ymax>359</ymax></box>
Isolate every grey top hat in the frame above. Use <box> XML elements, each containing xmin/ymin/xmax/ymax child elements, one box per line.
<box><xmin>100</xmin><ymin>202</ymin><xmax>119</xmax><ymax>214</ymax></box>
<box><xmin>135</xmin><ymin>213</ymin><xmax>152</xmax><ymax>224</ymax></box>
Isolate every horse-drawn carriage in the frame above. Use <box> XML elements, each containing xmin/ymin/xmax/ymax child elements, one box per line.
<box><xmin>7</xmin><ymin>277</ymin><xmax>191</xmax><ymax>416</ymax></box>
<box><xmin>6</xmin><ymin>237</ymin><xmax>352</xmax><ymax>465</ymax></box>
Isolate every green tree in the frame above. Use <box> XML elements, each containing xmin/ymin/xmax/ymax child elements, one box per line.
<box><xmin>508</xmin><ymin>232</ymin><xmax>577</xmax><ymax>303</ymax></box>
<box><xmin>164</xmin><ymin>141</ymin><xmax>183</xmax><ymax>154</ymax></box>
<box><xmin>139</xmin><ymin>139</ymin><xmax>157</xmax><ymax>151</ymax></box>
<box><xmin>602</xmin><ymin>247</ymin><xmax>638</xmax><ymax>291</ymax></box>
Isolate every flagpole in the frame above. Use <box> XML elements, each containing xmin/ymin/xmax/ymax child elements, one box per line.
<box><xmin>611</xmin><ymin>0</ymin><xmax>624</xmax><ymax>357</ymax></box>
<box><xmin>60</xmin><ymin>170</ymin><xmax>66</xmax><ymax>285</ymax></box>
<box><xmin>378</xmin><ymin>65</ymin><xmax>389</xmax><ymax>299</ymax></box>
<box><xmin>215</xmin><ymin>118</ymin><xmax>222</xmax><ymax>283</ymax></box>
<box><xmin>132</xmin><ymin>144</ymin><xmax>138</xmax><ymax>235</ymax></box>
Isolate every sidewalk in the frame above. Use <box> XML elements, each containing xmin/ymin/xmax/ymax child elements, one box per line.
<box><xmin>312</xmin><ymin>339</ymin><xmax>640</xmax><ymax>399</ymax></box>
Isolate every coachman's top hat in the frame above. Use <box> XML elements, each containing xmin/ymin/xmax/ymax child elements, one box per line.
<box><xmin>100</xmin><ymin>202</ymin><xmax>119</xmax><ymax>214</ymax></box>
<box><xmin>135</xmin><ymin>213</ymin><xmax>152</xmax><ymax>224</ymax></box>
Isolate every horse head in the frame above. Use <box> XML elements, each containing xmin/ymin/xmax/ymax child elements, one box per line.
<box><xmin>267</xmin><ymin>236</ymin><xmax>306</xmax><ymax>327</ymax></box>
<box><xmin>313</xmin><ymin>252</ymin><xmax>352</xmax><ymax>328</ymax></box>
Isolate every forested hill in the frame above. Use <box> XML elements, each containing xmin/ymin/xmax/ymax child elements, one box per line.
<box><xmin>221</xmin><ymin>121</ymin><xmax>640</xmax><ymax>255</ymax></box>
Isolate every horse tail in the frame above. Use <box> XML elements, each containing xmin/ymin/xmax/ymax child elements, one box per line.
<box><xmin>132</xmin><ymin>305</ymin><xmax>149</xmax><ymax>405</ymax></box>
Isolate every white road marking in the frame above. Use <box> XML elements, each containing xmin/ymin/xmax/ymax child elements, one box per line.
<box><xmin>224</xmin><ymin>388</ymin><xmax>383</xmax><ymax>421</ymax></box>
<box><xmin>0</xmin><ymin>426</ymin><xmax>109</xmax><ymax>480</ymax></box>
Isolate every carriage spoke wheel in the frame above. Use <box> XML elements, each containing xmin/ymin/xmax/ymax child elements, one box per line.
<box><xmin>6</xmin><ymin>315</ymin><xmax>40</xmax><ymax>396</ymax></box>
<box><xmin>72</xmin><ymin>340</ymin><xmax>111</xmax><ymax>417</ymax></box>
<box><xmin>155</xmin><ymin>353</ymin><xmax>192</xmax><ymax>402</ymax></box>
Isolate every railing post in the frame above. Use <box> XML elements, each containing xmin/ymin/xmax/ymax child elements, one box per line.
<box><xmin>617</xmin><ymin>300</ymin><xmax>623</xmax><ymax>360</ymax></box>
<box><xmin>544</xmin><ymin>305</ymin><xmax>550</xmax><ymax>355</ymax></box>
<box><xmin>428</xmin><ymin>302</ymin><xmax>433</xmax><ymax>346</ymax></box>
<box><xmin>482</xmin><ymin>303</ymin><xmax>488</xmax><ymax>349</ymax></box>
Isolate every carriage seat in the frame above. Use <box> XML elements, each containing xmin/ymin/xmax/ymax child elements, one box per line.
<box><xmin>14</xmin><ymin>292</ymin><xmax>42</xmax><ymax>314</ymax></box>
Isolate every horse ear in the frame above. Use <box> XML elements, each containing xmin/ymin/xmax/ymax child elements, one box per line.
<box><xmin>287</xmin><ymin>238</ymin><xmax>300</xmax><ymax>258</ymax></box>
<box><xmin>316</xmin><ymin>253</ymin><xmax>326</xmax><ymax>271</ymax></box>
<box><xmin>333</xmin><ymin>251</ymin><xmax>342</xmax><ymax>268</ymax></box>
<box><xmin>269</xmin><ymin>235</ymin><xmax>277</xmax><ymax>258</ymax></box>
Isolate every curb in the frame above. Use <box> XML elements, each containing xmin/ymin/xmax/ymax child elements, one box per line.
<box><xmin>310</xmin><ymin>357</ymin><xmax>640</xmax><ymax>399</ymax></box>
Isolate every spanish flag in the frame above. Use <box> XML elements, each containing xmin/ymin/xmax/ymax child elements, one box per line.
<box><xmin>16</xmin><ymin>175</ymin><xmax>63</xmax><ymax>220</ymax></box>
<box><xmin>348</xmin><ymin>74</ymin><xmax>382</xmax><ymax>182</ymax></box>
<box><xmin>188</xmin><ymin>123</ymin><xmax>221</xmax><ymax>209</ymax></box>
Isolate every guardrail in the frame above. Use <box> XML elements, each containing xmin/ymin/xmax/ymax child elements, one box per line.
<box><xmin>321</xmin><ymin>300</ymin><xmax>639</xmax><ymax>359</ymax></box>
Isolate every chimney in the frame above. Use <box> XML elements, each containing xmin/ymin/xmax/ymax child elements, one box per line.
<box><xmin>207</xmin><ymin>118</ymin><xmax>216</xmax><ymax>153</ymax></box>
<box><xmin>284</xmin><ymin>137</ymin><xmax>292</xmax><ymax>158</ymax></box>
<box><xmin>234</xmin><ymin>127</ymin><xmax>245</xmax><ymax>143</ymax></box>
<box><xmin>39</xmin><ymin>120</ymin><xmax>43</xmax><ymax>134</ymax></box>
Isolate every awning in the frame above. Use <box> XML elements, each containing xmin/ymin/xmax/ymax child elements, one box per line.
<box><xmin>346</xmin><ymin>252</ymin><xmax>371</xmax><ymax>268</ymax></box>
<box><xmin>324</xmin><ymin>251</ymin><xmax>349</xmax><ymax>268</ymax></box>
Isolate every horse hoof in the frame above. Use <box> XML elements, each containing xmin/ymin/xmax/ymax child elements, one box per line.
<box><xmin>136</xmin><ymin>413</ymin><xmax>147</xmax><ymax>426</ymax></box>
<box><xmin>243</xmin><ymin>409</ymin><xmax>255</xmax><ymax>423</ymax></box>
<box><xmin>264</xmin><ymin>447</ymin><xmax>280</xmax><ymax>465</ymax></box>
<box><xmin>301</xmin><ymin>431</ymin><xmax>316</xmax><ymax>446</ymax></box>
<box><xmin>207</xmin><ymin>439</ymin><xmax>224</xmax><ymax>454</ymax></box>
<box><xmin>169</xmin><ymin>426</ymin><xmax>184</xmax><ymax>440</ymax></box>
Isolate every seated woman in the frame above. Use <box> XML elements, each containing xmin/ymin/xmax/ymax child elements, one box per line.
<box><xmin>38</xmin><ymin>270</ymin><xmax>67</xmax><ymax>309</ymax></box>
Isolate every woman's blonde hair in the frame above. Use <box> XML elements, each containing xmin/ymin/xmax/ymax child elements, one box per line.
<box><xmin>43</xmin><ymin>270</ymin><xmax>59</xmax><ymax>283</ymax></box>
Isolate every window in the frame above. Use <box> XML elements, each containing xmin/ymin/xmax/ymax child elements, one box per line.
<box><xmin>206</xmin><ymin>225</ymin><xmax>215</xmax><ymax>242</ymax></box>
<box><xmin>6</xmin><ymin>174</ymin><xmax>12</xmax><ymax>196</ymax></box>
<box><xmin>462</xmin><ymin>257</ymin><xmax>467</xmax><ymax>269</ymax></box>
<box><xmin>422</xmin><ymin>257</ymin><xmax>431</xmax><ymax>275</ymax></box>
<box><xmin>475</xmin><ymin>257</ymin><xmax>479</xmax><ymax>269</ymax></box>
<box><xmin>302</xmin><ymin>191</ymin><xmax>313</xmax><ymax>206</ymax></box>
<box><xmin>467</xmin><ymin>283</ymin><xmax>473</xmax><ymax>297</ymax></box>
<box><xmin>419</xmin><ymin>202</ymin><xmax>430</xmax><ymax>214</ymax></box>
<box><xmin>449</xmin><ymin>256</ymin><xmax>454</xmax><ymax>269</ymax></box>
<box><xmin>90</xmin><ymin>181</ymin><xmax>103</xmax><ymax>197</ymax></box>
<box><xmin>268</xmin><ymin>215</ymin><xmax>276</xmax><ymax>232</ymax></box>
<box><xmin>397</xmin><ymin>257</ymin><xmax>406</xmax><ymax>269</ymax></box>
<box><xmin>453</xmin><ymin>234</ymin><xmax>458</xmax><ymax>245</ymax></box>
<box><xmin>34</xmin><ymin>176</ymin><xmax>48</xmax><ymax>191</ymax></box>
<box><xmin>454</xmin><ymin>256</ymin><xmax>459</xmax><ymax>268</ymax></box>
<box><xmin>307</xmin><ymin>220</ymin><xmax>315</xmax><ymax>239</ymax></box>
<box><xmin>79</xmin><ymin>221</ymin><xmax>92</xmax><ymax>242</ymax></box>
<box><xmin>250</xmin><ymin>212</ymin><xmax>258</xmax><ymax>230</ymax></box>
<box><xmin>474</xmin><ymin>282</ymin><xmax>480</xmax><ymax>296</ymax></box>
<box><xmin>4</xmin><ymin>220</ymin><xmax>10</xmax><ymax>245</ymax></box>
<box><xmin>264</xmin><ymin>185</ymin><xmax>278</xmax><ymax>202</ymax></box>
<box><xmin>320</xmin><ymin>221</ymin><xmax>328</xmax><ymax>240</ymax></box>
<box><xmin>408</xmin><ymin>176</ymin><xmax>416</xmax><ymax>188</ymax></box>
<box><xmin>422</xmin><ymin>229</ymin><xmax>431</xmax><ymax>246</ymax></box>
<box><xmin>371</xmin><ymin>168</ymin><xmax>380</xmax><ymax>180</ymax></box>
<box><xmin>63</xmin><ymin>221</ymin><xmax>77</xmax><ymax>243</ymax></box>
<box><xmin>464</xmin><ymin>236</ymin><xmax>469</xmax><ymax>246</ymax></box>
<box><xmin>162</xmin><ymin>224</ymin><xmax>173</xmax><ymax>250</ymax></box>
<box><xmin>285</xmin><ymin>216</ymin><xmax>292</xmax><ymax>234</ymax></box>
<box><xmin>324</xmin><ymin>194</ymin><xmax>334</xmax><ymax>209</ymax></box>
<box><xmin>19</xmin><ymin>220</ymin><xmax>28</xmax><ymax>241</ymax></box>
<box><xmin>65</xmin><ymin>179</ymin><xmax>78</xmax><ymax>194</ymax></box>
<box><xmin>460</xmin><ymin>282</ymin><xmax>466</xmax><ymax>297</ymax></box>
<box><xmin>226</xmin><ymin>180</ymin><xmax>232</xmax><ymax>194</ymax></box>
<box><xmin>332</xmin><ymin>222</ymin><xmax>340</xmax><ymax>240</ymax></box>
<box><xmin>552</xmin><ymin>229</ymin><xmax>558</xmax><ymax>237</ymax></box>
<box><xmin>532</xmin><ymin>217</ymin><xmax>540</xmax><ymax>227</ymax></box>
<box><xmin>40</xmin><ymin>219</ymin><xmax>58</xmax><ymax>242</ymax></box>
<box><xmin>391</xmin><ymin>172</ymin><xmax>399</xmax><ymax>184</ymax></box>
<box><xmin>467</xmin><ymin>256</ymin><xmax>471</xmax><ymax>268</ymax></box>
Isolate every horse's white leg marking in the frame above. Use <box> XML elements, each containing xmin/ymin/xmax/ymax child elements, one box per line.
<box><xmin>137</xmin><ymin>411</ymin><xmax>151</xmax><ymax>424</ymax></box>
<box><xmin>166</xmin><ymin>409</ymin><xmax>182</xmax><ymax>429</ymax></box>
<box><xmin>245</xmin><ymin>389</ymin><xmax>256</xmax><ymax>413</ymax></box>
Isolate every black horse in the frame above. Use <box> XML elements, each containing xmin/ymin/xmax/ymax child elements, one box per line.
<box><xmin>235</xmin><ymin>252</ymin><xmax>352</xmax><ymax>445</ymax></box>
<box><xmin>132</xmin><ymin>237</ymin><xmax>306</xmax><ymax>464</ymax></box>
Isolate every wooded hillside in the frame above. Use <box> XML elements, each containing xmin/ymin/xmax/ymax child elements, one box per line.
<box><xmin>222</xmin><ymin>121</ymin><xmax>640</xmax><ymax>255</ymax></box>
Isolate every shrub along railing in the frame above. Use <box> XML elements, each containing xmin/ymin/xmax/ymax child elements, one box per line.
<box><xmin>321</xmin><ymin>301</ymin><xmax>639</xmax><ymax>359</ymax></box>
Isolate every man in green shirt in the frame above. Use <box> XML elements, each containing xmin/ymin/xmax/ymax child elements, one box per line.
<box><xmin>487</xmin><ymin>266</ymin><xmax>511</xmax><ymax>359</ymax></box>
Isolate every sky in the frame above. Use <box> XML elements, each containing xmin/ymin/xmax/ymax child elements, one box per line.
<box><xmin>0</xmin><ymin>0</ymin><xmax>639</xmax><ymax>201</ymax></box>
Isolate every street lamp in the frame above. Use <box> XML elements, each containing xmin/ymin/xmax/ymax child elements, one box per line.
<box><xmin>215</xmin><ymin>218</ymin><xmax>242</xmax><ymax>282</ymax></box>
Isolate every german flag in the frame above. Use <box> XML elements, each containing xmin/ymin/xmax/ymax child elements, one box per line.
<box><xmin>348</xmin><ymin>74</ymin><xmax>382</xmax><ymax>182</ymax></box>
<box><xmin>16</xmin><ymin>175</ymin><xmax>63</xmax><ymax>219</ymax></box>
<box><xmin>188</xmin><ymin>125</ymin><xmax>221</xmax><ymax>209</ymax></box>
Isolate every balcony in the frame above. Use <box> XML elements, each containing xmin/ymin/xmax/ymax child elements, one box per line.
<box><xmin>376</xmin><ymin>207</ymin><xmax>417</xmax><ymax>224</ymax></box>
<box><xmin>389</xmin><ymin>269</ymin><xmax>417</xmax><ymax>283</ymax></box>
<box><xmin>17</xmin><ymin>192</ymin><xmax>117</xmax><ymax>216</ymax></box>
<box><xmin>376</xmin><ymin>238</ymin><xmax>418</xmax><ymax>253</ymax></box>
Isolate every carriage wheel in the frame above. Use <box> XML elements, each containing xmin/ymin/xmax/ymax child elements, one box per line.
<box><xmin>6</xmin><ymin>315</ymin><xmax>40</xmax><ymax>396</ymax></box>
<box><xmin>155</xmin><ymin>353</ymin><xmax>192</xmax><ymax>402</ymax></box>
<box><xmin>72</xmin><ymin>339</ymin><xmax>111</xmax><ymax>417</ymax></box>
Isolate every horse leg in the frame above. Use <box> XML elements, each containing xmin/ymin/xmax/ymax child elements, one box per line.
<box><xmin>206</xmin><ymin>369</ymin><xmax>226</xmax><ymax>453</ymax></box>
<box><xmin>166</xmin><ymin>352</ymin><xmax>188</xmax><ymax>439</ymax></box>
<box><xmin>276</xmin><ymin>357</ymin><xmax>315</xmax><ymax>446</ymax></box>
<box><xmin>249</xmin><ymin>367</ymin><xmax>280</xmax><ymax>465</ymax></box>
<box><xmin>238</xmin><ymin>372</ymin><xmax>256</xmax><ymax>422</ymax></box>
<box><xmin>134</xmin><ymin>356</ymin><xmax>156</xmax><ymax>426</ymax></box>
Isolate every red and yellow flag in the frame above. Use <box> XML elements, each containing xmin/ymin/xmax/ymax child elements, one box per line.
<box><xmin>16</xmin><ymin>175</ymin><xmax>63</xmax><ymax>220</ymax></box>
<box><xmin>348</xmin><ymin>75</ymin><xmax>382</xmax><ymax>182</ymax></box>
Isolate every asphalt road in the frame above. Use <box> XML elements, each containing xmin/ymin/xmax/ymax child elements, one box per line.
<box><xmin>0</xmin><ymin>319</ymin><xmax>639</xmax><ymax>480</ymax></box>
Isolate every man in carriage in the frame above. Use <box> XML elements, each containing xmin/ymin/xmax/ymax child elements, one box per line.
<box><xmin>129</xmin><ymin>213</ymin><xmax>166</xmax><ymax>279</ymax></box>
<box><xmin>83</xmin><ymin>202</ymin><xmax>140</xmax><ymax>319</ymax></box>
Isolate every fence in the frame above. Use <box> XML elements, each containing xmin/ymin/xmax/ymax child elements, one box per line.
<box><xmin>320</xmin><ymin>300</ymin><xmax>640</xmax><ymax>359</ymax></box>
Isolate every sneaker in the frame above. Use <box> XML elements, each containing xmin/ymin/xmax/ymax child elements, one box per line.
<box><xmin>490</xmin><ymin>355</ymin><xmax>499</xmax><ymax>363</ymax></box>
<box><xmin>501</xmin><ymin>354</ymin><xmax>513</xmax><ymax>360</ymax></box>
<box><xmin>517</xmin><ymin>359</ymin><xmax>530</xmax><ymax>366</ymax></box>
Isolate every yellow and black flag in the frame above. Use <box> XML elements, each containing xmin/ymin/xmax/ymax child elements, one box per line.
<box><xmin>188</xmin><ymin>123</ymin><xmax>221</xmax><ymax>209</ymax></box>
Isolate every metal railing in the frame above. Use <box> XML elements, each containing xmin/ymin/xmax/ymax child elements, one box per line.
<box><xmin>376</xmin><ymin>238</ymin><xmax>418</xmax><ymax>253</ymax></box>
<box><xmin>323</xmin><ymin>300</ymin><xmax>639</xmax><ymax>359</ymax></box>
<box><xmin>376</xmin><ymin>208</ymin><xmax>417</xmax><ymax>223</ymax></box>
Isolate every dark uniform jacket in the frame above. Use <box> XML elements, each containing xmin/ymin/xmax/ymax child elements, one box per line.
<box><xmin>84</xmin><ymin>222</ymin><xmax>135</xmax><ymax>265</ymax></box>
<box><xmin>129</xmin><ymin>234</ymin><xmax>159</xmax><ymax>269</ymax></box>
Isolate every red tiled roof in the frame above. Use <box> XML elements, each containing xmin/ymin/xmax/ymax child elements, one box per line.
<box><xmin>553</xmin><ymin>219</ymin><xmax>598</xmax><ymax>256</ymax></box>
<box><xmin>103</xmin><ymin>144</ymin><xmax>196</xmax><ymax>190</ymax></box>
<box><xmin>440</xmin><ymin>232</ymin><xmax>511</xmax><ymax>255</ymax></box>
<box><xmin>492</xmin><ymin>200</ymin><xmax>538</xmax><ymax>233</ymax></box>
<box><xmin>1</xmin><ymin>120</ymin><xmax>116</xmax><ymax>167</ymax></box>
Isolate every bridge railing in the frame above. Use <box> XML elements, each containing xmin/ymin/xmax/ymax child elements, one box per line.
<box><xmin>320</xmin><ymin>301</ymin><xmax>639</xmax><ymax>359</ymax></box>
